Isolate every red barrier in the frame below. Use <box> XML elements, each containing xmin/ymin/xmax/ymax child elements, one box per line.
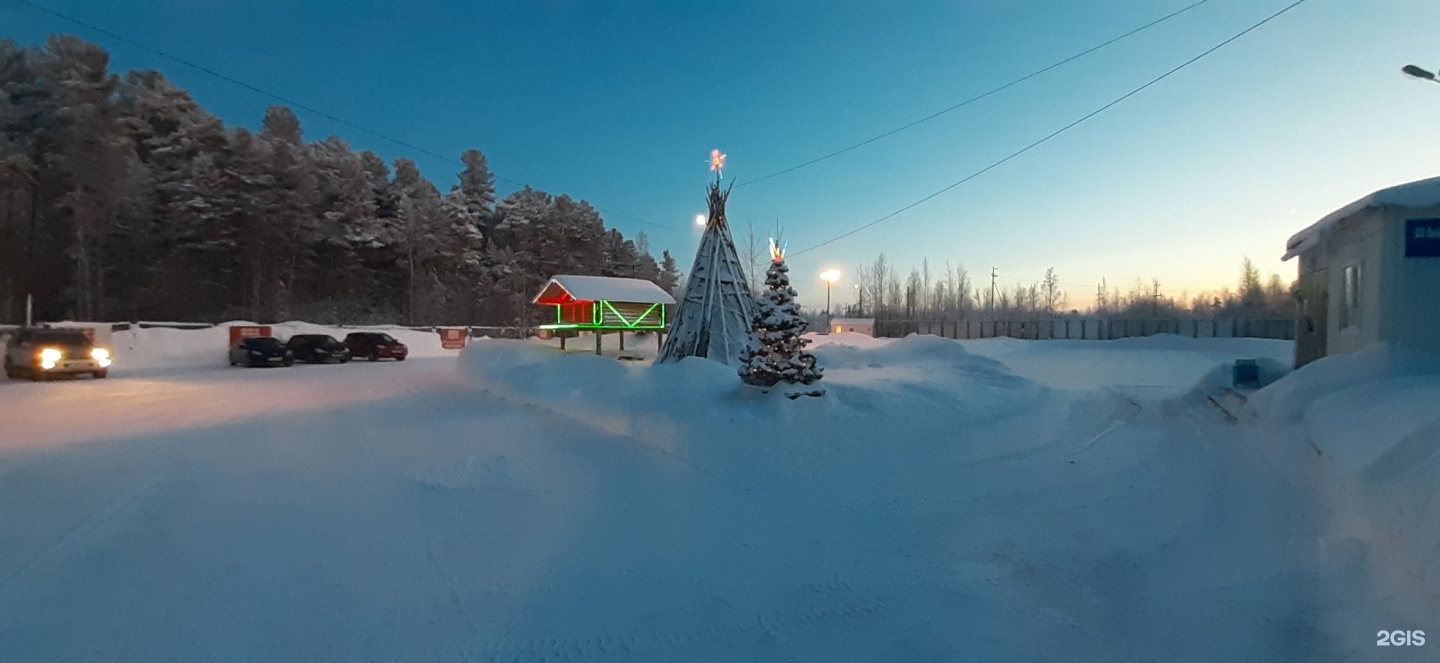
<box><xmin>228</xmin><ymin>325</ymin><xmax>272</xmax><ymax>345</ymax></box>
<box><xmin>439</xmin><ymin>328</ymin><xmax>468</xmax><ymax>350</ymax></box>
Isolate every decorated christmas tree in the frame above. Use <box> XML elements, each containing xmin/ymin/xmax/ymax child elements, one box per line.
<box><xmin>738</xmin><ymin>238</ymin><xmax>825</xmax><ymax>398</ymax></box>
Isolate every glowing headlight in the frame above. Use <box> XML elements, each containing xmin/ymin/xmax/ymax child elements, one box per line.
<box><xmin>91</xmin><ymin>347</ymin><xmax>112</xmax><ymax>367</ymax></box>
<box><xmin>38</xmin><ymin>347</ymin><xmax>61</xmax><ymax>370</ymax></box>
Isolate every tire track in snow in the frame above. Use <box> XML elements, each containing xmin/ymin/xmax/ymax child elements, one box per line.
<box><xmin>464</xmin><ymin>579</ymin><xmax>887</xmax><ymax>661</ymax></box>
<box><xmin>0</xmin><ymin>468</ymin><xmax>168</xmax><ymax>593</ymax></box>
<box><xmin>429</xmin><ymin>383</ymin><xmax>716</xmax><ymax>479</ymax></box>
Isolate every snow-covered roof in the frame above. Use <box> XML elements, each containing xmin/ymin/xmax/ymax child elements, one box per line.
<box><xmin>829</xmin><ymin>318</ymin><xmax>875</xmax><ymax>325</ymax></box>
<box><xmin>533</xmin><ymin>275</ymin><xmax>676</xmax><ymax>305</ymax></box>
<box><xmin>1283</xmin><ymin>175</ymin><xmax>1440</xmax><ymax>260</ymax></box>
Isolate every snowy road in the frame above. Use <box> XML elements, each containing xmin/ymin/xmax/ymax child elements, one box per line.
<box><xmin>0</xmin><ymin>334</ymin><xmax>1426</xmax><ymax>661</ymax></box>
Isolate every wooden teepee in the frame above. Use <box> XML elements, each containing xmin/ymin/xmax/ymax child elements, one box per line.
<box><xmin>656</xmin><ymin>179</ymin><xmax>757</xmax><ymax>365</ymax></box>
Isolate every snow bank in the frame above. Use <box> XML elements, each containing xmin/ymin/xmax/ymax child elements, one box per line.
<box><xmin>1248</xmin><ymin>344</ymin><xmax>1440</xmax><ymax>424</ymax></box>
<box><xmin>111</xmin><ymin>325</ymin><xmax>232</xmax><ymax>371</ymax></box>
<box><xmin>457</xmin><ymin>334</ymin><xmax>1047</xmax><ymax>458</ymax></box>
<box><xmin>1170</xmin><ymin>356</ymin><xmax>1289</xmax><ymax>408</ymax></box>
<box><xmin>109</xmin><ymin>321</ymin><xmax>460</xmax><ymax>374</ymax></box>
<box><xmin>959</xmin><ymin>334</ymin><xmax>1292</xmax><ymax>397</ymax></box>
<box><xmin>1247</xmin><ymin>344</ymin><xmax>1440</xmax><ymax>472</ymax></box>
<box><xmin>1246</xmin><ymin>344</ymin><xmax>1440</xmax><ymax>627</ymax></box>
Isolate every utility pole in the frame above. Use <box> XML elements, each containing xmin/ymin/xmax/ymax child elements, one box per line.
<box><xmin>989</xmin><ymin>266</ymin><xmax>997</xmax><ymax>316</ymax></box>
<box><xmin>1152</xmin><ymin>280</ymin><xmax>1161</xmax><ymax>317</ymax></box>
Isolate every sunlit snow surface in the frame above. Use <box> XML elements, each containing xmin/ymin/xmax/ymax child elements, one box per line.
<box><xmin>0</xmin><ymin>327</ymin><xmax>1435</xmax><ymax>662</ymax></box>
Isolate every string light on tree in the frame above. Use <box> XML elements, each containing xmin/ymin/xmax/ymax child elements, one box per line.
<box><xmin>769</xmin><ymin>237</ymin><xmax>787</xmax><ymax>262</ymax></box>
<box><xmin>738</xmin><ymin>236</ymin><xmax>824</xmax><ymax>398</ymax></box>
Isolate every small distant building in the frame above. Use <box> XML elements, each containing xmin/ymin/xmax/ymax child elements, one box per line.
<box><xmin>533</xmin><ymin>275</ymin><xmax>676</xmax><ymax>354</ymax></box>
<box><xmin>828</xmin><ymin>317</ymin><xmax>875</xmax><ymax>337</ymax></box>
<box><xmin>1283</xmin><ymin>176</ymin><xmax>1440</xmax><ymax>367</ymax></box>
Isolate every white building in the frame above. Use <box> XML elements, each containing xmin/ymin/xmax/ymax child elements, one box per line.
<box><xmin>1283</xmin><ymin>176</ymin><xmax>1440</xmax><ymax>367</ymax></box>
<box><xmin>828</xmin><ymin>318</ymin><xmax>875</xmax><ymax>337</ymax></box>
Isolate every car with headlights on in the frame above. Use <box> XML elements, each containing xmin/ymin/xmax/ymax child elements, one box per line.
<box><xmin>3</xmin><ymin>328</ymin><xmax>112</xmax><ymax>380</ymax></box>
<box><xmin>228</xmin><ymin>336</ymin><xmax>294</xmax><ymax>367</ymax></box>
<box><xmin>286</xmin><ymin>334</ymin><xmax>351</xmax><ymax>364</ymax></box>
<box><xmin>343</xmin><ymin>332</ymin><xmax>408</xmax><ymax>362</ymax></box>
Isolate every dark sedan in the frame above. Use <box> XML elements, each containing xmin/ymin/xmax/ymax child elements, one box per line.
<box><xmin>343</xmin><ymin>332</ymin><xmax>408</xmax><ymax>362</ymax></box>
<box><xmin>228</xmin><ymin>336</ymin><xmax>293</xmax><ymax>367</ymax></box>
<box><xmin>286</xmin><ymin>334</ymin><xmax>351</xmax><ymax>364</ymax></box>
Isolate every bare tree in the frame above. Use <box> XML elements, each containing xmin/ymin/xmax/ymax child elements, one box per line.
<box><xmin>742</xmin><ymin>222</ymin><xmax>762</xmax><ymax>298</ymax></box>
<box><xmin>906</xmin><ymin>268</ymin><xmax>922</xmax><ymax>318</ymax></box>
<box><xmin>1041</xmin><ymin>267</ymin><xmax>1063</xmax><ymax>314</ymax></box>
<box><xmin>852</xmin><ymin>262</ymin><xmax>873</xmax><ymax>316</ymax></box>
<box><xmin>954</xmin><ymin>264</ymin><xmax>971</xmax><ymax>317</ymax></box>
<box><xmin>867</xmin><ymin>253</ymin><xmax>890</xmax><ymax>317</ymax></box>
<box><xmin>920</xmin><ymin>258</ymin><xmax>931</xmax><ymax>317</ymax></box>
<box><xmin>886</xmin><ymin>266</ymin><xmax>900</xmax><ymax>319</ymax></box>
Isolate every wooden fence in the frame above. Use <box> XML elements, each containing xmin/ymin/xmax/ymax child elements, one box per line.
<box><xmin>872</xmin><ymin>317</ymin><xmax>1296</xmax><ymax>341</ymax></box>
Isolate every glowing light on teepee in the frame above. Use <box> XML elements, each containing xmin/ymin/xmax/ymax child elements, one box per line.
<box><xmin>709</xmin><ymin>149</ymin><xmax>726</xmax><ymax>177</ymax></box>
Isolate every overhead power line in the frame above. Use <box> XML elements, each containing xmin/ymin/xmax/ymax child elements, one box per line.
<box><xmin>736</xmin><ymin>0</ymin><xmax>1209</xmax><ymax>189</ymax></box>
<box><xmin>791</xmin><ymin>0</ymin><xmax>1309</xmax><ymax>258</ymax></box>
<box><xmin>13</xmin><ymin>0</ymin><xmax>679</xmax><ymax>232</ymax></box>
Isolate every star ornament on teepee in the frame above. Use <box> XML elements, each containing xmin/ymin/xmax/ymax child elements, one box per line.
<box><xmin>709</xmin><ymin>149</ymin><xmax>726</xmax><ymax>179</ymax></box>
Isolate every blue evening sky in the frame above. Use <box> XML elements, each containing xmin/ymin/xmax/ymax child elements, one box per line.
<box><xmin>6</xmin><ymin>0</ymin><xmax>1440</xmax><ymax>309</ymax></box>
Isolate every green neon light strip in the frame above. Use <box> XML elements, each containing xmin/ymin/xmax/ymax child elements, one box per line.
<box><xmin>601</xmin><ymin>301</ymin><xmax>660</xmax><ymax>328</ymax></box>
<box><xmin>539</xmin><ymin>301</ymin><xmax>667</xmax><ymax>332</ymax></box>
<box><xmin>538</xmin><ymin>324</ymin><xmax>664</xmax><ymax>331</ymax></box>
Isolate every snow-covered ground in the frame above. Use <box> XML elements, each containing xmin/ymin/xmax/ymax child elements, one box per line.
<box><xmin>0</xmin><ymin>326</ymin><xmax>1434</xmax><ymax>661</ymax></box>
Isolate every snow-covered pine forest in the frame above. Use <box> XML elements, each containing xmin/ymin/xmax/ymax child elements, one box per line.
<box><xmin>0</xmin><ymin>36</ymin><xmax>682</xmax><ymax>326</ymax></box>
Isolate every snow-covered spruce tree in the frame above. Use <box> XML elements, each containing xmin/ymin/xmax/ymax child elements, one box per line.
<box><xmin>738</xmin><ymin>239</ymin><xmax>824</xmax><ymax>398</ymax></box>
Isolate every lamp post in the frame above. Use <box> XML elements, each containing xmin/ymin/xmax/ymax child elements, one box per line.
<box><xmin>854</xmin><ymin>284</ymin><xmax>863</xmax><ymax>317</ymax></box>
<box><xmin>1403</xmin><ymin>64</ymin><xmax>1438</xmax><ymax>83</ymax></box>
<box><xmin>818</xmin><ymin>269</ymin><xmax>841</xmax><ymax>316</ymax></box>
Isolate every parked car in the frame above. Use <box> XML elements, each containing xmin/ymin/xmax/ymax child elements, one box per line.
<box><xmin>3</xmin><ymin>328</ymin><xmax>111</xmax><ymax>380</ymax></box>
<box><xmin>343</xmin><ymin>332</ymin><xmax>409</xmax><ymax>362</ymax></box>
<box><xmin>286</xmin><ymin>334</ymin><xmax>351</xmax><ymax>364</ymax></box>
<box><xmin>229</xmin><ymin>336</ymin><xmax>293</xmax><ymax>367</ymax></box>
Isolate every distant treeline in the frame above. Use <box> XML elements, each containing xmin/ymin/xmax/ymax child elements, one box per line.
<box><xmin>843</xmin><ymin>254</ymin><xmax>1296</xmax><ymax>321</ymax></box>
<box><xmin>0</xmin><ymin>36</ymin><xmax>681</xmax><ymax>326</ymax></box>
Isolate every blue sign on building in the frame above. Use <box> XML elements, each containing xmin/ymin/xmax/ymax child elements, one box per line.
<box><xmin>1406</xmin><ymin>218</ymin><xmax>1440</xmax><ymax>258</ymax></box>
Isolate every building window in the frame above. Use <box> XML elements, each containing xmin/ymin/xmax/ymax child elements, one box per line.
<box><xmin>1339</xmin><ymin>263</ymin><xmax>1360</xmax><ymax>331</ymax></box>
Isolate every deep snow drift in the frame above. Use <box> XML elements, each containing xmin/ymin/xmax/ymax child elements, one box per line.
<box><xmin>0</xmin><ymin>327</ymin><xmax>1435</xmax><ymax>661</ymax></box>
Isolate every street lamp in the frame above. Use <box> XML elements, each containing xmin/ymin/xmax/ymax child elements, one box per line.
<box><xmin>1402</xmin><ymin>64</ymin><xmax>1438</xmax><ymax>82</ymax></box>
<box><xmin>818</xmin><ymin>269</ymin><xmax>841</xmax><ymax>316</ymax></box>
<box><xmin>853</xmin><ymin>284</ymin><xmax>863</xmax><ymax>317</ymax></box>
